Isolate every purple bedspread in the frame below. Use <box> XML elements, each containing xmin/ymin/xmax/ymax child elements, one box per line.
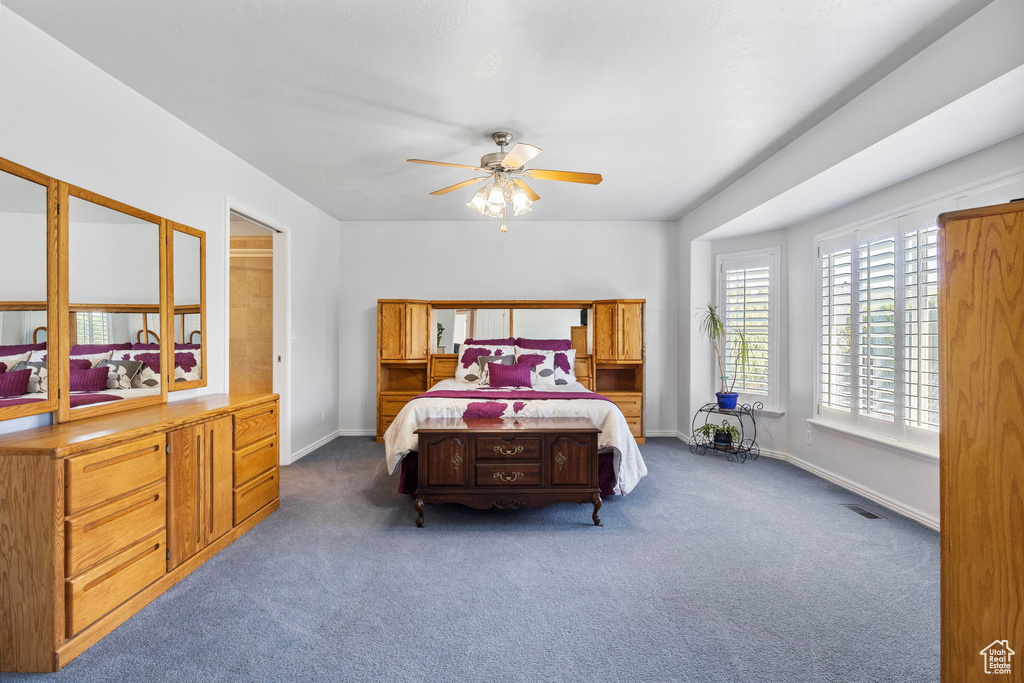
<box><xmin>69</xmin><ymin>393</ymin><xmax>123</xmax><ymax>408</ymax></box>
<box><xmin>414</xmin><ymin>389</ymin><xmax>614</xmax><ymax>403</ymax></box>
<box><xmin>0</xmin><ymin>397</ymin><xmax>46</xmax><ymax>407</ymax></box>
<box><xmin>398</xmin><ymin>450</ymin><xmax>617</xmax><ymax>498</ymax></box>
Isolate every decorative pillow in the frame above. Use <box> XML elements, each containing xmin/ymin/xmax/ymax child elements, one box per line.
<box><xmin>455</xmin><ymin>345</ymin><xmax>514</xmax><ymax>383</ymax></box>
<box><xmin>464</xmin><ymin>337</ymin><xmax>516</xmax><ymax>346</ymax></box>
<box><xmin>515</xmin><ymin>349</ymin><xmax>557</xmax><ymax>387</ymax></box>
<box><xmin>488</xmin><ymin>362</ymin><xmax>532</xmax><ymax>388</ymax></box>
<box><xmin>119</xmin><ymin>352</ymin><xmax>162</xmax><ymax>389</ymax></box>
<box><xmin>70</xmin><ymin>351</ymin><xmax>114</xmax><ymax>368</ymax></box>
<box><xmin>0</xmin><ymin>343</ymin><xmax>46</xmax><ymax>356</ymax></box>
<box><xmin>29</xmin><ymin>349</ymin><xmax>47</xmax><ymax>362</ymax></box>
<box><xmin>515</xmin><ymin>338</ymin><xmax>572</xmax><ymax>351</ymax></box>
<box><xmin>476</xmin><ymin>354</ymin><xmax>513</xmax><ymax>385</ymax></box>
<box><xmin>70</xmin><ymin>367</ymin><xmax>110</xmax><ymax>392</ymax></box>
<box><xmin>0</xmin><ymin>352</ymin><xmax>31</xmax><ymax>374</ymax></box>
<box><xmin>13</xmin><ymin>361</ymin><xmax>47</xmax><ymax>394</ymax></box>
<box><xmin>173</xmin><ymin>352</ymin><xmax>201</xmax><ymax>382</ymax></box>
<box><xmin>0</xmin><ymin>369</ymin><xmax>31</xmax><ymax>397</ymax></box>
<box><xmin>71</xmin><ymin>343</ymin><xmax>132</xmax><ymax>355</ymax></box>
<box><xmin>98</xmin><ymin>359</ymin><xmax>144</xmax><ymax>390</ymax></box>
<box><xmin>553</xmin><ymin>349</ymin><xmax>577</xmax><ymax>386</ymax></box>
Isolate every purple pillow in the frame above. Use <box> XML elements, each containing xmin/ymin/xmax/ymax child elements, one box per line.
<box><xmin>69</xmin><ymin>359</ymin><xmax>93</xmax><ymax>370</ymax></box>
<box><xmin>515</xmin><ymin>338</ymin><xmax>572</xmax><ymax>351</ymax></box>
<box><xmin>131</xmin><ymin>343</ymin><xmax>160</xmax><ymax>351</ymax></box>
<box><xmin>70</xmin><ymin>367</ymin><xmax>109</xmax><ymax>392</ymax></box>
<box><xmin>464</xmin><ymin>337</ymin><xmax>515</xmax><ymax>346</ymax></box>
<box><xmin>0</xmin><ymin>369</ymin><xmax>31</xmax><ymax>397</ymax></box>
<box><xmin>175</xmin><ymin>343</ymin><xmax>201</xmax><ymax>350</ymax></box>
<box><xmin>488</xmin><ymin>362</ymin><xmax>532</xmax><ymax>388</ymax></box>
<box><xmin>0</xmin><ymin>343</ymin><xmax>46</xmax><ymax>355</ymax></box>
<box><xmin>71</xmin><ymin>343</ymin><xmax>133</xmax><ymax>355</ymax></box>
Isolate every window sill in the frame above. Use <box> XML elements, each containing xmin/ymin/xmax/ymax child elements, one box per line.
<box><xmin>806</xmin><ymin>418</ymin><xmax>938</xmax><ymax>465</ymax></box>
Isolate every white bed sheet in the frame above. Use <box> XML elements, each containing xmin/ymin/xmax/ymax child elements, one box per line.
<box><xmin>384</xmin><ymin>379</ymin><xmax>647</xmax><ymax>495</ymax></box>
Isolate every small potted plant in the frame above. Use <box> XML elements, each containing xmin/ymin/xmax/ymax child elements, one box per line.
<box><xmin>436</xmin><ymin>322</ymin><xmax>446</xmax><ymax>353</ymax></box>
<box><xmin>694</xmin><ymin>420</ymin><xmax>742</xmax><ymax>451</ymax></box>
<box><xmin>697</xmin><ymin>302</ymin><xmax>752</xmax><ymax>410</ymax></box>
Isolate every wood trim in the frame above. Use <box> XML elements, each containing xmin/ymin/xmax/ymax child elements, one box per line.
<box><xmin>67</xmin><ymin>304</ymin><xmax>161</xmax><ymax>313</ymax></box>
<box><xmin>430</xmin><ymin>300</ymin><xmax>593</xmax><ymax>309</ymax></box>
<box><xmin>0</xmin><ymin>301</ymin><xmax>48</xmax><ymax>311</ymax></box>
<box><xmin>0</xmin><ymin>155</ymin><xmax>53</xmax><ymax>186</ymax></box>
<box><xmin>168</xmin><ymin>222</ymin><xmax>207</xmax><ymax>392</ymax></box>
<box><xmin>54</xmin><ymin>182</ymin><xmax>72</xmax><ymax>423</ymax></box>
<box><xmin>53</xmin><ymin>497</ymin><xmax>279</xmax><ymax>670</ymax></box>
<box><xmin>65</xmin><ymin>185</ymin><xmax>161</xmax><ymax>226</ymax></box>
<box><xmin>937</xmin><ymin>200</ymin><xmax>1024</xmax><ymax>224</ymax></box>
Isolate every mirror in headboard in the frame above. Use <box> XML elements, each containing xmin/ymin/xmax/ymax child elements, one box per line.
<box><xmin>60</xmin><ymin>186</ymin><xmax>166</xmax><ymax>420</ymax></box>
<box><xmin>512</xmin><ymin>308</ymin><xmax>589</xmax><ymax>354</ymax></box>
<box><xmin>433</xmin><ymin>308</ymin><xmax>511</xmax><ymax>353</ymax></box>
<box><xmin>170</xmin><ymin>222</ymin><xmax>206</xmax><ymax>390</ymax></box>
<box><xmin>0</xmin><ymin>159</ymin><xmax>57</xmax><ymax>421</ymax></box>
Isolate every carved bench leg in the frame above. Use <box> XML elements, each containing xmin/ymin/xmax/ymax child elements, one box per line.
<box><xmin>414</xmin><ymin>498</ymin><xmax>424</xmax><ymax>527</ymax></box>
<box><xmin>592</xmin><ymin>496</ymin><xmax>602</xmax><ymax>526</ymax></box>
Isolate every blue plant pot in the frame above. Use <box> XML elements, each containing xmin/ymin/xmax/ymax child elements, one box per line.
<box><xmin>716</xmin><ymin>392</ymin><xmax>739</xmax><ymax>410</ymax></box>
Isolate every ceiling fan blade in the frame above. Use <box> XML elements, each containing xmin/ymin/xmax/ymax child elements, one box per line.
<box><xmin>501</xmin><ymin>143</ymin><xmax>542</xmax><ymax>169</ymax></box>
<box><xmin>429</xmin><ymin>176</ymin><xmax>490</xmax><ymax>196</ymax></box>
<box><xmin>526</xmin><ymin>169</ymin><xmax>603</xmax><ymax>185</ymax></box>
<box><xmin>511</xmin><ymin>180</ymin><xmax>540</xmax><ymax>202</ymax></box>
<box><xmin>407</xmin><ymin>159</ymin><xmax>485</xmax><ymax>171</ymax></box>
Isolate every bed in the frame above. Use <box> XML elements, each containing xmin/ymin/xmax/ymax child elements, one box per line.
<box><xmin>384</xmin><ymin>379</ymin><xmax>647</xmax><ymax>495</ymax></box>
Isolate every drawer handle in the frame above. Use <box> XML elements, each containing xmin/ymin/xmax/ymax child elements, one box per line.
<box><xmin>492</xmin><ymin>471</ymin><xmax>524</xmax><ymax>482</ymax></box>
<box><xmin>554</xmin><ymin>452</ymin><xmax>566</xmax><ymax>471</ymax></box>
<box><xmin>493</xmin><ymin>445</ymin><xmax>524</xmax><ymax>456</ymax></box>
<box><xmin>81</xmin><ymin>443</ymin><xmax>161</xmax><ymax>473</ymax></box>
<box><xmin>451</xmin><ymin>453</ymin><xmax>463</xmax><ymax>471</ymax></box>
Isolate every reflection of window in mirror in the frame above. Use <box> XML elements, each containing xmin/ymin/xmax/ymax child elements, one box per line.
<box><xmin>172</xmin><ymin>226</ymin><xmax>204</xmax><ymax>387</ymax></box>
<box><xmin>0</xmin><ymin>165</ymin><xmax>51</xmax><ymax>413</ymax></box>
<box><xmin>68</xmin><ymin>195</ymin><xmax>162</xmax><ymax>410</ymax></box>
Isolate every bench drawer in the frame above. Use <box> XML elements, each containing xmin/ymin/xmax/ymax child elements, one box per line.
<box><xmin>234</xmin><ymin>437</ymin><xmax>278</xmax><ymax>488</ymax></box>
<box><xmin>475</xmin><ymin>462</ymin><xmax>541</xmax><ymax>487</ymax></box>
<box><xmin>65</xmin><ymin>435</ymin><xmax>166</xmax><ymax>515</ymax></box>
<box><xmin>234</xmin><ymin>402</ymin><xmax>278</xmax><ymax>449</ymax></box>
<box><xmin>475</xmin><ymin>436</ymin><xmax>541</xmax><ymax>460</ymax></box>
<box><xmin>234</xmin><ymin>469</ymin><xmax>279</xmax><ymax>525</ymax></box>
<box><xmin>66</xmin><ymin>531</ymin><xmax>166</xmax><ymax>637</ymax></box>
<box><xmin>66</xmin><ymin>482</ymin><xmax>166</xmax><ymax>577</ymax></box>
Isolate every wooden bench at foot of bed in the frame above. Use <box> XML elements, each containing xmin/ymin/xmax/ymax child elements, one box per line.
<box><xmin>413</xmin><ymin>416</ymin><xmax>602</xmax><ymax>527</ymax></box>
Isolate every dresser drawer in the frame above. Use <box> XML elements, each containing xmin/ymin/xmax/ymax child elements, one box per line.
<box><xmin>66</xmin><ymin>531</ymin><xmax>166</xmax><ymax>637</ymax></box>
<box><xmin>234</xmin><ymin>437</ymin><xmax>278</xmax><ymax>488</ymax></box>
<box><xmin>379</xmin><ymin>415</ymin><xmax>396</xmax><ymax>436</ymax></box>
<box><xmin>380</xmin><ymin>393</ymin><xmax>418</xmax><ymax>417</ymax></box>
<box><xmin>625</xmin><ymin>416</ymin><xmax>642</xmax><ymax>437</ymax></box>
<box><xmin>65</xmin><ymin>435</ymin><xmax>166</xmax><ymax>515</ymax></box>
<box><xmin>234</xmin><ymin>402</ymin><xmax>278</xmax><ymax>450</ymax></box>
<box><xmin>475</xmin><ymin>462</ymin><xmax>542</xmax><ymax>487</ymax></box>
<box><xmin>66</xmin><ymin>482</ymin><xmax>166</xmax><ymax>577</ymax></box>
<box><xmin>607</xmin><ymin>393</ymin><xmax>642</xmax><ymax>417</ymax></box>
<box><xmin>234</xmin><ymin>469</ymin><xmax>279</xmax><ymax>525</ymax></box>
<box><xmin>475</xmin><ymin>436</ymin><xmax>542</xmax><ymax>460</ymax></box>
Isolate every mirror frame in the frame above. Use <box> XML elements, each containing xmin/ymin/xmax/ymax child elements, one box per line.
<box><xmin>168</xmin><ymin>221</ymin><xmax>207</xmax><ymax>391</ymax></box>
<box><xmin>0</xmin><ymin>157</ymin><xmax>60</xmax><ymax>421</ymax></box>
<box><xmin>56</xmin><ymin>183</ymin><xmax>171</xmax><ymax>422</ymax></box>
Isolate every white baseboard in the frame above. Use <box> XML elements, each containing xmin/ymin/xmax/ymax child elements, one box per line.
<box><xmin>287</xmin><ymin>430</ymin><xmax>341</xmax><ymax>465</ymax></box>
<box><xmin>338</xmin><ymin>429</ymin><xmax>375</xmax><ymax>436</ymax></box>
<box><xmin>675</xmin><ymin>434</ymin><xmax>938</xmax><ymax>530</ymax></box>
<box><xmin>643</xmin><ymin>430</ymin><xmax>679</xmax><ymax>437</ymax></box>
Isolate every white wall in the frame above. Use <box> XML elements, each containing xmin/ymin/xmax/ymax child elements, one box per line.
<box><xmin>0</xmin><ymin>8</ymin><xmax>341</xmax><ymax>460</ymax></box>
<box><xmin>338</xmin><ymin>220</ymin><xmax>679</xmax><ymax>435</ymax></box>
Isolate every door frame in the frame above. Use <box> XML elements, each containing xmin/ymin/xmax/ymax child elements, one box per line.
<box><xmin>224</xmin><ymin>199</ymin><xmax>293</xmax><ymax>465</ymax></box>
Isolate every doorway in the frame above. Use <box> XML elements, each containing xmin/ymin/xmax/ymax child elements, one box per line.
<box><xmin>229</xmin><ymin>214</ymin><xmax>275</xmax><ymax>394</ymax></box>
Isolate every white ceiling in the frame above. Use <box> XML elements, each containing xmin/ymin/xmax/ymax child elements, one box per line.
<box><xmin>4</xmin><ymin>0</ymin><xmax>993</xmax><ymax>223</ymax></box>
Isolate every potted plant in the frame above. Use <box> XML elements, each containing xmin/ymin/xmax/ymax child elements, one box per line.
<box><xmin>436</xmin><ymin>322</ymin><xmax>446</xmax><ymax>353</ymax></box>
<box><xmin>697</xmin><ymin>302</ymin><xmax>752</xmax><ymax>410</ymax></box>
<box><xmin>694</xmin><ymin>420</ymin><xmax>742</xmax><ymax>451</ymax></box>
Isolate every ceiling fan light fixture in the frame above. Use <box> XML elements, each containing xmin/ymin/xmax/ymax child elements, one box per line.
<box><xmin>511</xmin><ymin>186</ymin><xmax>532</xmax><ymax>216</ymax></box>
<box><xmin>467</xmin><ymin>186</ymin><xmax>489</xmax><ymax>215</ymax></box>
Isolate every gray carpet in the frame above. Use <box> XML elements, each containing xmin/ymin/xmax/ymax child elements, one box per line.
<box><xmin>3</xmin><ymin>438</ymin><xmax>940</xmax><ymax>683</ymax></box>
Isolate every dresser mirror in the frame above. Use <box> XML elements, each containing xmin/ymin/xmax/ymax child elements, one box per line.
<box><xmin>0</xmin><ymin>161</ymin><xmax>56</xmax><ymax>420</ymax></box>
<box><xmin>512</xmin><ymin>308</ymin><xmax>589</xmax><ymax>354</ymax></box>
<box><xmin>62</xmin><ymin>188</ymin><xmax>166</xmax><ymax>419</ymax></box>
<box><xmin>169</xmin><ymin>223</ymin><xmax>206</xmax><ymax>390</ymax></box>
<box><xmin>433</xmin><ymin>308</ymin><xmax>510</xmax><ymax>353</ymax></box>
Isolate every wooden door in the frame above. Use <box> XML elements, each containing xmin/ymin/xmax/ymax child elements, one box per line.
<box><xmin>380</xmin><ymin>303</ymin><xmax>404</xmax><ymax>360</ymax></box>
<box><xmin>549</xmin><ymin>435</ymin><xmax>592</xmax><ymax>487</ymax></box>
<box><xmin>939</xmin><ymin>204</ymin><xmax>1024</xmax><ymax>681</ymax></box>
<box><xmin>618</xmin><ymin>302</ymin><xmax>643</xmax><ymax>361</ymax></box>
<box><xmin>206</xmin><ymin>416</ymin><xmax>233</xmax><ymax>544</ymax></box>
<box><xmin>593</xmin><ymin>301</ymin><xmax>617</xmax><ymax>361</ymax></box>
<box><xmin>229</xmin><ymin>234</ymin><xmax>274</xmax><ymax>394</ymax></box>
<box><xmin>422</xmin><ymin>435</ymin><xmax>468</xmax><ymax>487</ymax></box>
<box><xmin>405</xmin><ymin>303</ymin><xmax>428</xmax><ymax>359</ymax></box>
<box><xmin>167</xmin><ymin>424</ymin><xmax>203</xmax><ymax>570</ymax></box>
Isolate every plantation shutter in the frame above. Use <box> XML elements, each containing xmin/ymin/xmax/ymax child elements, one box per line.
<box><xmin>856</xmin><ymin>235</ymin><xmax>897</xmax><ymax>423</ymax></box>
<box><xmin>722</xmin><ymin>264</ymin><xmax>770</xmax><ymax>395</ymax></box>
<box><xmin>819</xmin><ymin>246</ymin><xmax>854</xmax><ymax>412</ymax></box>
<box><xmin>903</xmin><ymin>226</ymin><xmax>940</xmax><ymax>431</ymax></box>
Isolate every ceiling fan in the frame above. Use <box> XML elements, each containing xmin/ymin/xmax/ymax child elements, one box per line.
<box><xmin>407</xmin><ymin>131</ymin><xmax>603</xmax><ymax>232</ymax></box>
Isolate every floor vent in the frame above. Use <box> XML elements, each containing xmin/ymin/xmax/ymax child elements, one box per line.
<box><xmin>841</xmin><ymin>504</ymin><xmax>885</xmax><ymax>519</ymax></box>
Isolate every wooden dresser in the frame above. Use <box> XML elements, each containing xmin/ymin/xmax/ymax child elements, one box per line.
<box><xmin>938</xmin><ymin>201</ymin><xmax>1023</xmax><ymax>681</ymax></box>
<box><xmin>413</xmin><ymin>417</ymin><xmax>602</xmax><ymax>527</ymax></box>
<box><xmin>0</xmin><ymin>393</ymin><xmax>280</xmax><ymax>673</ymax></box>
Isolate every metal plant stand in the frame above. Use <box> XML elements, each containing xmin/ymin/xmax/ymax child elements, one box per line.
<box><xmin>689</xmin><ymin>402</ymin><xmax>762</xmax><ymax>463</ymax></box>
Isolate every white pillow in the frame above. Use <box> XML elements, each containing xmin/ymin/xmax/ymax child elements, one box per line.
<box><xmin>0</xmin><ymin>352</ymin><xmax>31</xmax><ymax>374</ymax></box>
<box><xmin>514</xmin><ymin>348</ymin><xmax>557</xmax><ymax>387</ymax></box>
<box><xmin>71</xmin><ymin>351</ymin><xmax>114</xmax><ymax>368</ymax></box>
<box><xmin>553</xmin><ymin>349</ymin><xmax>577</xmax><ymax>386</ymax></box>
<box><xmin>455</xmin><ymin>345</ymin><xmax>514</xmax><ymax>383</ymax></box>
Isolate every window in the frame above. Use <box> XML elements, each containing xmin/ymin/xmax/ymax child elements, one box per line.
<box><xmin>717</xmin><ymin>248</ymin><xmax>779</xmax><ymax>410</ymax></box>
<box><xmin>76</xmin><ymin>312</ymin><xmax>111</xmax><ymax>345</ymax></box>
<box><xmin>818</xmin><ymin>214</ymin><xmax>940</xmax><ymax>448</ymax></box>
